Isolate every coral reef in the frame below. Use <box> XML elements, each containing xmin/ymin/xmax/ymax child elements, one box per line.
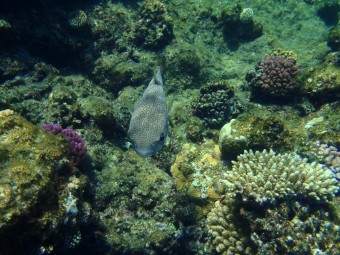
<box><xmin>78</xmin><ymin>96</ymin><xmax>116</xmax><ymax>127</ymax></box>
<box><xmin>219</xmin><ymin>119</ymin><xmax>248</xmax><ymax>159</ymax></box>
<box><xmin>303</xmin><ymin>102</ymin><xmax>340</xmax><ymax>145</ymax></box>
<box><xmin>91</xmin><ymin>53</ymin><xmax>150</xmax><ymax>94</ymax></box>
<box><xmin>0</xmin><ymin>58</ymin><xmax>58</xmax><ymax>117</ymax></box>
<box><xmin>133</xmin><ymin>0</ymin><xmax>174</xmax><ymax>49</ymax></box>
<box><xmin>185</xmin><ymin>116</ymin><xmax>205</xmax><ymax>143</ymax></box>
<box><xmin>89</xmin><ymin>2</ymin><xmax>133</xmax><ymax>52</ymax></box>
<box><xmin>317</xmin><ymin>143</ymin><xmax>340</xmax><ymax>180</ymax></box>
<box><xmin>164</xmin><ymin>42</ymin><xmax>206</xmax><ymax>89</ymax></box>
<box><xmin>0</xmin><ymin>0</ymin><xmax>338</xmax><ymax>254</ymax></box>
<box><xmin>207</xmin><ymin>198</ymin><xmax>252</xmax><ymax>255</ymax></box>
<box><xmin>221</xmin><ymin>150</ymin><xmax>338</xmax><ymax>203</ymax></box>
<box><xmin>0</xmin><ymin>114</ymin><xmax>92</xmax><ymax>254</ymax></box>
<box><xmin>247</xmin><ymin>55</ymin><xmax>300</xmax><ymax>100</ymax></box>
<box><xmin>304</xmin><ymin>141</ymin><xmax>340</xmax><ymax>181</ymax></box>
<box><xmin>0</xmin><ymin>53</ymin><xmax>36</xmax><ymax>83</ymax></box>
<box><xmin>247</xmin><ymin>200</ymin><xmax>340</xmax><ymax>254</ymax></box>
<box><xmin>48</xmin><ymin>85</ymin><xmax>79</xmax><ymax>124</ymax></box>
<box><xmin>45</xmin><ymin>74</ymin><xmax>122</xmax><ymax>128</ymax></box>
<box><xmin>208</xmin><ymin>196</ymin><xmax>340</xmax><ymax>255</ymax></box>
<box><xmin>192</xmin><ymin>81</ymin><xmax>237</xmax><ymax>128</ymax></box>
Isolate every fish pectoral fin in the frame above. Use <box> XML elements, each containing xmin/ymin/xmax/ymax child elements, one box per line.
<box><xmin>125</xmin><ymin>101</ymin><xmax>135</xmax><ymax>114</ymax></box>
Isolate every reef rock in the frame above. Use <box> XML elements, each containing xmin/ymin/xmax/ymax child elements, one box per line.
<box><xmin>0</xmin><ymin>112</ymin><xmax>92</xmax><ymax>254</ymax></box>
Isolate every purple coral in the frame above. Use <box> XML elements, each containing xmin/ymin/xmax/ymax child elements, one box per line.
<box><xmin>250</xmin><ymin>55</ymin><xmax>300</xmax><ymax>98</ymax></box>
<box><xmin>317</xmin><ymin>143</ymin><xmax>340</xmax><ymax>181</ymax></box>
<box><xmin>42</xmin><ymin>123</ymin><xmax>63</xmax><ymax>134</ymax></box>
<box><xmin>43</xmin><ymin>123</ymin><xmax>86</xmax><ymax>166</ymax></box>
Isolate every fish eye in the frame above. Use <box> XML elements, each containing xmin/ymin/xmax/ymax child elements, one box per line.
<box><xmin>159</xmin><ymin>133</ymin><xmax>165</xmax><ymax>142</ymax></box>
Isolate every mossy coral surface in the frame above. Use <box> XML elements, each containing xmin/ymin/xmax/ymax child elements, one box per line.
<box><xmin>0</xmin><ymin>112</ymin><xmax>93</xmax><ymax>254</ymax></box>
<box><xmin>171</xmin><ymin>140</ymin><xmax>225</xmax><ymax>221</ymax></box>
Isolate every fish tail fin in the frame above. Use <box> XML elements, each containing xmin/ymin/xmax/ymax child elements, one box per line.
<box><xmin>154</xmin><ymin>67</ymin><xmax>163</xmax><ymax>86</ymax></box>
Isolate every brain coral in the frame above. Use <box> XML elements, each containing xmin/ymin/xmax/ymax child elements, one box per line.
<box><xmin>221</xmin><ymin>150</ymin><xmax>339</xmax><ymax>203</ymax></box>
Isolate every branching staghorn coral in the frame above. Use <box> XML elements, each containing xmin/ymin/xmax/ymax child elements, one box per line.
<box><xmin>221</xmin><ymin>150</ymin><xmax>339</xmax><ymax>203</ymax></box>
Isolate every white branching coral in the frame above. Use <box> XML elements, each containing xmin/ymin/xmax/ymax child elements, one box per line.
<box><xmin>221</xmin><ymin>150</ymin><xmax>339</xmax><ymax>203</ymax></box>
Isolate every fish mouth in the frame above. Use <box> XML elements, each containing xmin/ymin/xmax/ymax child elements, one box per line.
<box><xmin>135</xmin><ymin>148</ymin><xmax>154</xmax><ymax>158</ymax></box>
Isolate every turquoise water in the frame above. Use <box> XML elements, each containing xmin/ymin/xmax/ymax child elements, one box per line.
<box><xmin>0</xmin><ymin>0</ymin><xmax>339</xmax><ymax>254</ymax></box>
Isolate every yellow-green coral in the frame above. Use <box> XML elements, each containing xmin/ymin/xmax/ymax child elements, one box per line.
<box><xmin>0</xmin><ymin>109</ymin><xmax>14</xmax><ymax>118</ymax></box>
<box><xmin>221</xmin><ymin>150</ymin><xmax>338</xmax><ymax>203</ymax></box>
<box><xmin>0</xmin><ymin>114</ymin><xmax>69</xmax><ymax>226</ymax></box>
<box><xmin>270</xmin><ymin>48</ymin><xmax>297</xmax><ymax>61</ymax></box>
<box><xmin>170</xmin><ymin>140</ymin><xmax>224</xmax><ymax>220</ymax></box>
<box><xmin>301</xmin><ymin>64</ymin><xmax>340</xmax><ymax>99</ymax></box>
<box><xmin>0</xmin><ymin>114</ymin><xmax>91</xmax><ymax>254</ymax></box>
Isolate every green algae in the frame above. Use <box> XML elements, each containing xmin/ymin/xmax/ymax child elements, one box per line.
<box><xmin>94</xmin><ymin>150</ymin><xmax>181</xmax><ymax>254</ymax></box>
<box><xmin>79</xmin><ymin>96</ymin><xmax>115</xmax><ymax>126</ymax></box>
<box><xmin>133</xmin><ymin>0</ymin><xmax>174</xmax><ymax>50</ymax></box>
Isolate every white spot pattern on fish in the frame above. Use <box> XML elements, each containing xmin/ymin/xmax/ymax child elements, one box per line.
<box><xmin>128</xmin><ymin>69</ymin><xmax>168</xmax><ymax>157</ymax></box>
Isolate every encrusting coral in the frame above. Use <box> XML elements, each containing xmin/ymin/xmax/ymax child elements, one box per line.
<box><xmin>170</xmin><ymin>140</ymin><xmax>225</xmax><ymax>221</ymax></box>
<box><xmin>0</xmin><ymin>109</ymin><xmax>14</xmax><ymax>118</ymax></box>
<box><xmin>221</xmin><ymin>150</ymin><xmax>338</xmax><ymax>203</ymax></box>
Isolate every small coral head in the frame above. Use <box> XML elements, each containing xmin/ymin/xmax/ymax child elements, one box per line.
<box><xmin>42</xmin><ymin>124</ymin><xmax>86</xmax><ymax>166</ymax></box>
<box><xmin>252</xmin><ymin>55</ymin><xmax>300</xmax><ymax>98</ymax></box>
